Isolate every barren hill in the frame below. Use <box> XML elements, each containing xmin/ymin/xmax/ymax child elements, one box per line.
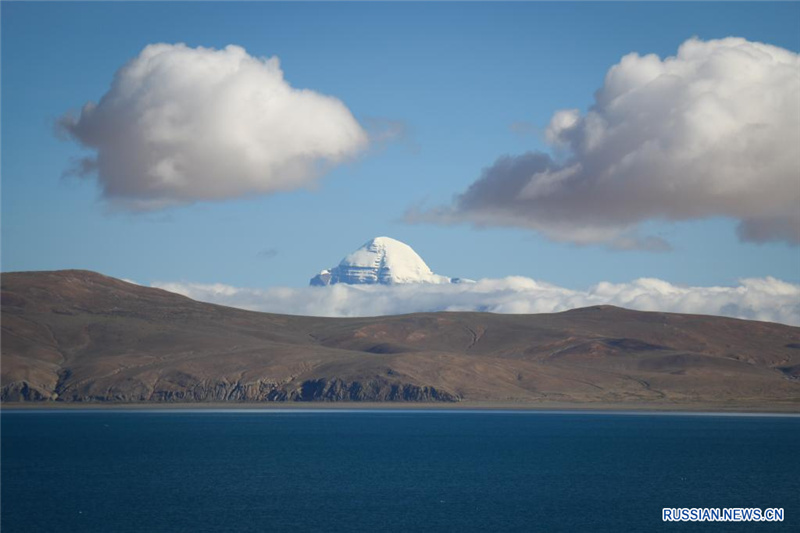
<box><xmin>2</xmin><ymin>270</ymin><xmax>799</xmax><ymax>409</ymax></box>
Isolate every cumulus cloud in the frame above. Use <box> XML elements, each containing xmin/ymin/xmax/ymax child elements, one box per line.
<box><xmin>59</xmin><ymin>43</ymin><xmax>368</xmax><ymax>210</ymax></box>
<box><xmin>152</xmin><ymin>276</ymin><xmax>800</xmax><ymax>326</ymax></box>
<box><xmin>412</xmin><ymin>37</ymin><xmax>800</xmax><ymax>248</ymax></box>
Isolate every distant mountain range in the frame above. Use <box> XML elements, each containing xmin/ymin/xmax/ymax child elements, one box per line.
<box><xmin>2</xmin><ymin>270</ymin><xmax>799</xmax><ymax>409</ymax></box>
<box><xmin>310</xmin><ymin>236</ymin><xmax>471</xmax><ymax>286</ymax></box>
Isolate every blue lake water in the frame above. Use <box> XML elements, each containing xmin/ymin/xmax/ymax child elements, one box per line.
<box><xmin>1</xmin><ymin>410</ymin><xmax>798</xmax><ymax>532</ymax></box>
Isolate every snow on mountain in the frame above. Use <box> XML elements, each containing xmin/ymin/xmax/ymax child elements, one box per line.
<box><xmin>310</xmin><ymin>236</ymin><xmax>467</xmax><ymax>286</ymax></box>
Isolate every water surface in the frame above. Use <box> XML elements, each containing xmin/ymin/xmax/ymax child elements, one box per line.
<box><xmin>2</xmin><ymin>410</ymin><xmax>798</xmax><ymax>532</ymax></box>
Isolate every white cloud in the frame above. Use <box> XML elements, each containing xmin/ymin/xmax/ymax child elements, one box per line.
<box><xmin>59</xmin><ymin>43</ymin><xmax>368</xmax><ymax>210</ymax></box>
<box><xmin>152</xmin><ymin>276</ymin><xmax>800</xmax><ymax>326</ymax></box>
<box><xmin>413</xmin><ymin>37</ymin><xmax>800</xmax><ymax>248</ymax></box>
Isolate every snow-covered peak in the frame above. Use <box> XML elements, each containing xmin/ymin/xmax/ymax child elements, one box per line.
<box><xmin>310</xmin><ymin>236</ymin><xmax>456</xmax><ymax>286</ymax></box>
<box><xmin>341</xmin><ymin>237</ymin><xmax>441</xmax><ymax>283</ymax></box>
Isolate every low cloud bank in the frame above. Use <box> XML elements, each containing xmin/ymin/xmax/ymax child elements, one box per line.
<box><xmin>152</xmin><ymin>276</ymin><xmax>800</xmax><ymax>326</ymax></box>
<box><xmin>59</xmin><ymin>43</ymin><xmax>367</xmax><ymax>211</ymax></box>
<box><xmin>412</xmin><ymin>37</ymin><xmax>800</xmax><ymax>249</ymax></box>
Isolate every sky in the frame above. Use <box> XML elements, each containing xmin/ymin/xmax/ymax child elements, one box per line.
<box><xmin>2</xmin><ymin>2</ymin><xmax>799</xmax><ymax>322</ymax></box>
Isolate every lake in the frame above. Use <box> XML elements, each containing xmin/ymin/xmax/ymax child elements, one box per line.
<box><xmin>2</xmin><ymin>410</ymin><xmax>798</xmax><ymax>532</ymax></box>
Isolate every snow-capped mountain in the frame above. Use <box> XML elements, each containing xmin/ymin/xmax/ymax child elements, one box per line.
<box><xmin>310</xmin><ymin>236</ymin><xmax>467</xmax><ymax>286</ymax></box>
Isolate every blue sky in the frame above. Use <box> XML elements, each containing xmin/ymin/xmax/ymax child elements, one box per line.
<box><xmin>2</xmin><ymin>1</ymin><xmax>799</xmax><ymax>291</ymax></box>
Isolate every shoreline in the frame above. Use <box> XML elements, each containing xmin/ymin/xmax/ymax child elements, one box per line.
<box><xmin>3</xmin><ymin>400</ymin><xmax>799</xmax><ymax>415</ymax></box>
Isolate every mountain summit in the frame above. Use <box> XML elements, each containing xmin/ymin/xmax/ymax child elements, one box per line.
<box><xmin>310</xmin><ymin>236</ymin><xmax>459</xmax><ymax>286</ymax></box>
